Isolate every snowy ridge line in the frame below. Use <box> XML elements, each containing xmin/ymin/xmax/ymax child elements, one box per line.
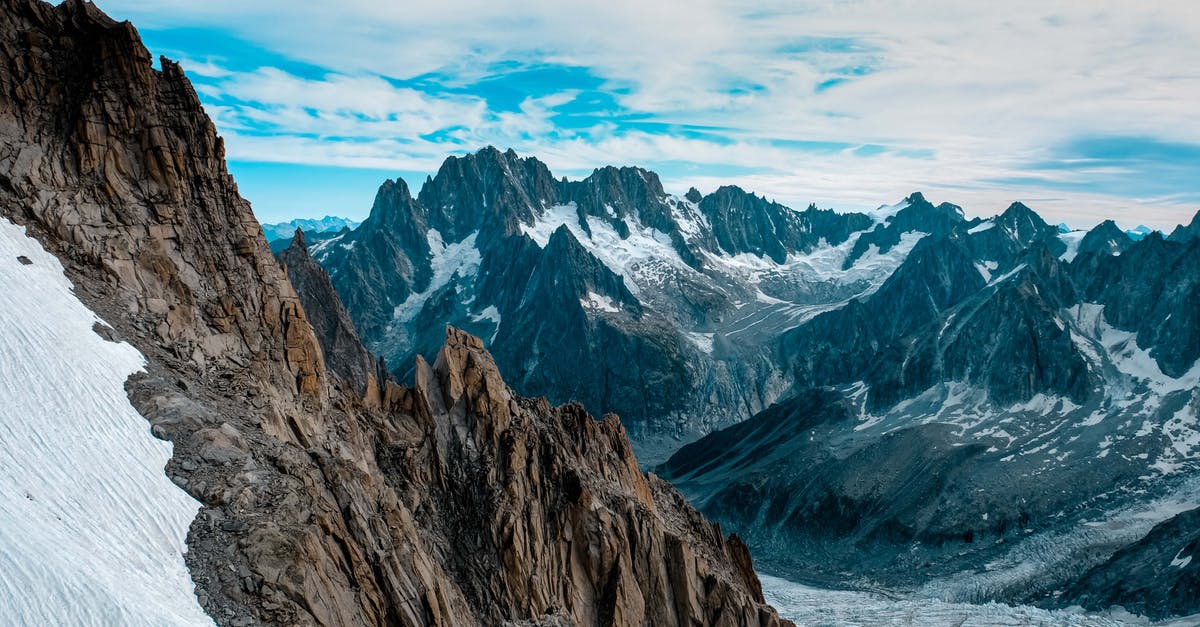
<box><xmin>0</xmin><ymin>217</ymin><xmax>211</xmax><ymax>626</ymax></box>
<box><xmin>519</xmin><ymin>202</ymin><xmax>926</xmax><ymax>300</ymax></box>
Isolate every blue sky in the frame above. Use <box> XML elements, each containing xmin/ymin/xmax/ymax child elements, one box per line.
<box><xmin>100</xmin><ymin>1</ymin><xmax>1200</xmax><ymax>229</ymax></box>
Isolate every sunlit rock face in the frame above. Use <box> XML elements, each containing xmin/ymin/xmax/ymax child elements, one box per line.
<box><xmin>0</xmin><ymin>2</ymin><xmax>790</xmax><ymax>624</ymax></box>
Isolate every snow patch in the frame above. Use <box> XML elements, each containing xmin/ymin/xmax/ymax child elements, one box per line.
<box><xmin>968</xmin><ymin>220</ymin><xmax>996</xmax><ymax>234</ymax></box>
<box><xmin>1058</xmin><ymin>230</ymin><xmax>1087</xmax><ymax>263</ymax></box>
<box><xmin>580</xmin><ymin>291</ymin><xmax>620</xmax><ymax>313</ymax></box>
<box><xmin>308</xmin><ymin>232</ymin><xmax>344</xmax><ymax>261</ymax></box>
<box><xmin>472</xmin><ymin>305</ymin><xmax>501</xmax><ymax>326</ymax></box>
<box><xmin>1172</xmin><ymin>548</ymin><xmax>1194</xmax><ymax>569</ymax></box>
<box><xmin>0</xmin><ymin>217</ymin><xmax>212</xmax><ymax>625</ymax></box>
<box><xmin>686</xmin><ymin>332</ymin><xmax>715</xmax><ymax>354</ymax></box>
<box><xmin>392</xmin><ymin>230</ymin><xmax>481</xmax><ymax>324</ymax></box>
<box><xmin>863</xmin><ymin>199</ymin><xmax>911</xmax><ymax>224</ymax></box>
<box><xmin>975</xmin><ymin>260</ymin><xmax>998</xmax><ymax>282</ymax></box>
<box><xmin>986</xmin><ymin>263</ymin><xmax>1027</xmax><ymax>288</ymax></box>
<box><xmin>471</xmin><ymin>305</ymin><xmax>502</xmax><ymax>343</ymax></box>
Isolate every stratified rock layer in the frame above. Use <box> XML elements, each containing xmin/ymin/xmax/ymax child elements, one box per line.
<box><xmin>0</xmin><ymin>1</ymin><xmax>789</xmax><ymax>625</ymax></box>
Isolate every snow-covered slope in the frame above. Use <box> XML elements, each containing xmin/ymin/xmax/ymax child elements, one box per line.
<box><xmin>0</xmin><ymin>218</ymin><xmax>211</xmax><ymax>626</ymax></box>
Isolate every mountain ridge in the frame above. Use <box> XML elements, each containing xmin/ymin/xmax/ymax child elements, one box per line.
<box><xmin>309</xmin><ymin>146</ymin><xmax>955</xmax><ymax>455</ymax></box>
<box><xmin>660</xmin><ymin>209</ymin><xmax>1200</xmax><ymax>617</ymax></box>
<box><xmin>0</xmin><ymin>2</ymin><xmax>790</xmax><ymax>624</ymax></box>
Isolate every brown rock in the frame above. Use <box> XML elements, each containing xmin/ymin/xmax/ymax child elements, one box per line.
<box><xmin>0</xmin><ymin>1</ymin><xmax>794</xmax><ymax>626</ymax></box>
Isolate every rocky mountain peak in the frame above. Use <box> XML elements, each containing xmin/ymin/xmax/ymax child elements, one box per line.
<box><xmin>567</xmin><ymin>164</ymin><xmax>675</xmax><ymax>234</ymax></box>
<box><xmin>710</xmin><ymin>184</ymin><xmax>752</xmax><ymax>199</ymax></box>
<box><xmin>418</xmin><ymin>325</ymin><xmax>516</xmax><ymax>445</ymax></box>
<box><xmin>898</xmin><ymin>192</ymin><xmax>965</xmax><ymax>224</ymax></box>
<box><xmin>1077</xmin><ymin>219</ymin><xmax>1132</xmax><ymax>256</ymax></box>
<box><xmin>288</xmin><ymin>226</ymin><xmax>307</xmax><ymax>248</ymax></box>
<box><xmin>842</xmin><ymin>192</ymin><xmax>964</xmax><ymax>269</ymax></box>
<box><xmin>1169</xmin><ymin>209</ymin><xmax>1200</xmax><ymax>242</ymax></box>
<box><xmin>0</xmin><ymin>1</ymin><xmax>790</xmax><ymax>624</ymax></box>
<box><xmin>697</xmin><ymin>185</ymin><xmax>795</xmax><ymax>263</ymax></box>
<box><xmin>685</xmin><ymin>186</ymin><xmax>704</xmax><ymax>203</ymax></box>
<box><xmin>586</xmin><ymin>165</ymin><xmax>666</xmax><ymax>194</ymax></box>
<box><xmin>419</xmin><ymin>146</ymin><xmax>560</xmax><ymax>240</ymax></box>
<box><xmin>964</xmin><ymin>200</ymin><xmax>1064</xmax><ymax>261</ymax></box>
<box><xmin>362</xmin><ymin>177</ymin><xmax>424</xmax><ymax>232</ymax></box>
<box><xmin>996</xmin><ymin>201</ymin><xmax>1047</xmax><ymax>232</ymax></box>
<box><xmin>378</xmin><ymin>175</ymin><xmax>414</xmax><ymax>202</ymax></box>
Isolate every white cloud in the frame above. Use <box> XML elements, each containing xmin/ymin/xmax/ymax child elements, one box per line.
<box><xmin>102</xmin><ymin>0</ymin><xmax>1200</xmax><ymax>227</ymax></box>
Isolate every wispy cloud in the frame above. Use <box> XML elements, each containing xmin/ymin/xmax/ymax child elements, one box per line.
<box><xmin>102</xmin><ymin>0</ymin><xmax>1200</xmax><ymax>228</ymax></box>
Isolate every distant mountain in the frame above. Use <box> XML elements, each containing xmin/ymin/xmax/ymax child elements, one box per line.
<box><xmin>267</xmin><ymin>227</ymin><xmax>345</xmax><ymax>254</ymax></box>
<box><xmin>1127</xmin><ymin>224</ymin><xmax>1154</xmax><ymax>241</ymax></box>
<box><xmin>300</xmin><ymin>147</ymin><xmax>943</xmax><ymax>459</ymax></box>
<box><xmin>661</xmin><ymin>207</ymin><xmax>1200</xmax><ymax>617</ymax></box>
<box><xmin>260</xmin><ymin>215</ymin><xmax>360</xmax><ymax>241</ymax></box>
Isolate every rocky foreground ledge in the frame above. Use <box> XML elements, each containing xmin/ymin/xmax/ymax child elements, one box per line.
<box><xmin>0</xmin><ymin>0</ymin><xmax>789</xmax><ymax>624</ymax></box>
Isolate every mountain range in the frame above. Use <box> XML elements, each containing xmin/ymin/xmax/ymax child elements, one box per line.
<box><xmin>261</xmin><ymin>216</ymin><xmax>360</xmax><ymax>242</ymax></box>
<box><xmin>304</xmin><ymin>149</ymin><xmax>933</xmax><ymax>460</ymax></box>
<box><xmin>289</xmin><ymin>148</ymin><xmax>1200</xmax><ymax>618</ymax></box>
<box><xmin>1</xmin><ymin>0</ymin><xmax>1198</xmax><ymax>623</ymax></box>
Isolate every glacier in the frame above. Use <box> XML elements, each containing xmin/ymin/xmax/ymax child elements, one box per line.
<box><xmin>760</xmin><ymin>573</ymin><xmax>1198</xmax><ymax>626</ymax></box>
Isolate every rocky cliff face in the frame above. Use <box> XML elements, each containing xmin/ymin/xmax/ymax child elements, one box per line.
<box><xmin>0</xmin><ymin>0</ymin><xmax>326</xmax><ymax>403</ymax></box>
<box><xmin>277</xmin><ymin>229</ymin><xmax>383</xmax><ymax>400</ymax></box>
<box><xmin>0</xmin><ymin>1</ymin><xmax>789</xmax><ymax>625</ymax></box>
